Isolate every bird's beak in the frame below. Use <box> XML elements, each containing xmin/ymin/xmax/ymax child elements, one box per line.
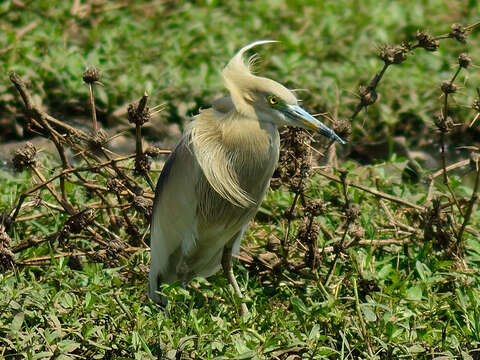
<box><xmin>283</xmin><ymin>104</ymin><xmax>347</xmax><ymax>144</ymax></box>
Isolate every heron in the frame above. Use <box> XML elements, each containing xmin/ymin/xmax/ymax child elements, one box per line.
<box><xmin>148</xmin><ymin>41</ymin><xmax>346</xmax><ymax>315</ymax></box>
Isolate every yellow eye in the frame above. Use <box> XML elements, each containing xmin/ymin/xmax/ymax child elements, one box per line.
<box><xmin>268</xmin><ymin>95</ymin><xmax>279</xmax><ymax>105</ymax></box>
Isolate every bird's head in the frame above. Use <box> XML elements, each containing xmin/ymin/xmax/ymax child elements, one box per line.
<box><xmin>222</xmin><ymin>41</ymin><xmax>346</xmax><ymax>144</ymax></box>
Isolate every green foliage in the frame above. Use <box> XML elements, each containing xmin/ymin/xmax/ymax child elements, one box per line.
<box><xmin>1</xmin><ymin>0</ymin><xmax>479</xmax><ymax>138</ymax></box>
<box><xmin>1</xmin><ymin>155</ymin><xmax>480</xmax><ymax>358</ymax></box>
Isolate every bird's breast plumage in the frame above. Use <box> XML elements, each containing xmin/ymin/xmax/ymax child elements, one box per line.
<box><xmin>185</xmin><ymin>108</ymin><xmax>280</xmax><ymax>270</ymax></box>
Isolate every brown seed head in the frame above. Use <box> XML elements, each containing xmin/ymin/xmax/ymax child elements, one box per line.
<box><xmin>145</xmin><ymin>146</ymin><xmax>164</xmax><ymax>158</ymax></box>
<box><xmin>358</xmin><ymin>86</ymin><xmax>378</xmax><ymax>107</ymax></box>
<box><xmin>416</xmin><ymin>30</ymin><xmax>439</xmax><ymax>51</ymax></box>
<box><xmin>87</xmin><ymin>129</ymin><xmax>108</xmax><ymax>151</ymax></box>
<box><xmin>133</xmin><ymin>195</ymin><xmax>153</xmax><ymax>219</ymax></box>
<box><xmin>473</xmin><ymin>97</ymin><xmax>480</xmax><ymax>113</ymax></box>
<box><xmin>12</xmin><ymin>142</ymin><xmax>36</xmax><ymax>172</ymax></box>
<box><xmin>441</xmin><ymin>81</ymin><xmax>456</xmax><ymax>94</ymax></box>
<box><xmin>297</xmin><ymin>220</ymin><xmax>320</xmax><ymax>245</ymax></box>
<box><xmin>349</xmin><ymin>224</ymin><xmax>365</xmax><ymax>241</ymax></box>
<box><xmin>0</xmin><ymin>247</ymin><xmax>15</xmax><ymax>274</ymax></box>
<box><xmin>434</xmin><ymin>113</ymin><xmax>455</xmax><ymax>133</ymax></box>
<box><xmin>458</xmin><ymin>53</ymin><xmax>471</xmax><ymax>68</ymax></box>
<box><xmin>267</xmin><ymin>234</ymin><xmax>281</xmax><ymax>252</ymax></box>
<box><xmin>378</xmin><ymin>44</ymin><xmax>408</xmax><ymax>65</ymax></box>
<box><xmin>82</xmin><ymin>66</ymin><xmax>100</xmax><ymax>84</ymax></box>
<box><xmin>333</xmin><ymin>118</ymin><xmax>352</xmax><ymax>140</ymax></box>
<box><xmin>305</xmin><ymin>199</ymin><xmax>327</xmax><ymax>217</ymax></box>
<box><xmin>65</xmin><ymin>210</ymin><xmax>94</xmax><ymax>234</ymax></box>
<box><xmin>345</xmin><ymin>203</ymin><xmax>361</xmax><ymax>221</ymax></box>
<box><xmin>0</xmin><ymin>224</ymin><xmax>15</xmax><ymax>273</ymax></box>
<box><xmin>128</xmin><ymin>101</ymin><xmax>151</xmax><ymax>126</ymax></box>
<box><xmin>449</xmin><ymin>23</ymin><xmax>467</xmax><ymax>43</ymax></box>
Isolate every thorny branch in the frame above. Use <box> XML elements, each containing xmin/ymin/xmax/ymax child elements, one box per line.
<box><xmin>258</xmin><ymin>21</ymin><xmax>480</xmax><ymax>284</ymax></box>
<box><xmin>3</xmin><ymin>69</ymin><xmax>166</xmax><ymax>274</ymax></box>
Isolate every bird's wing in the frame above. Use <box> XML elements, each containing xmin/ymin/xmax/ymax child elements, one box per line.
<box><xmin>148</xmin><ymin>136</ymin><xmax>199</xmax><ymax>300</ymax></box>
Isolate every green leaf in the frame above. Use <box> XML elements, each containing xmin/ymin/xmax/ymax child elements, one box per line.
<box><xmin>360</xmin><ymin>305</ymin><xmax>377</xmax><ymax>322</ymax></box>
<box><xmin>290</xmin><ymin>296</ymin><xmax>309</xmax><ymax>315</ymax></box>
<box><xmin>406</xmin><ymin>286</ymin><xmax>423</xmax><ymax>301</ymax></box>
<box><xmin>10</xmin><ymin>312</ymin><xmax>24</xmax><ymax>334</ymax></box>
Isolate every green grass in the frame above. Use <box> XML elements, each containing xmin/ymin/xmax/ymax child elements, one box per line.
<box><xmin>1</xmin><ymin>154</ymin><xmax>480</xmax><ymax>358</ymax></box>
<box><xmin>1</xmin><ymin>0</ymin><xmax>479</xmax><ymax>139</ymax></box>
<box><xmin>1</xmin><ymin>1</ymin><xmax>480</xmax><ymax>359</ymax></box>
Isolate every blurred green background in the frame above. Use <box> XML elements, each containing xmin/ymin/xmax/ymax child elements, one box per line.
<box><xmin>1</xmin><ymin>0</ymin><xmax>479</xmax><ymax>151</ymax></box>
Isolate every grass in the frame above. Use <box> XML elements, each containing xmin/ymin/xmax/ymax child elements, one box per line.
<box><xmin>1</xmin><ymin>153</ymin><xmax>479</xmax><ymax>358</ymax></box>
<box><xmin>1</xmin><ymin>1</ymin><xmax>480</xmax><ymax>359</ymax></box>
<box><xmin>1</xmin><ymin>1</ymin><xmax>479</xmax><ymax>140</ymax></box>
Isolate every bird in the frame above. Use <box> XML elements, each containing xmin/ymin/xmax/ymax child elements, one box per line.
<box><xmin>148</xmin><ymin>41</ymin><xmax>346</xmax><ymax>315</ymax></box>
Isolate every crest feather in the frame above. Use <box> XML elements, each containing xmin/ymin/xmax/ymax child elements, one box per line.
<box><xmin>221</xmin><ymin>40</ymin><xmax>278</xmax><ymax>113</ymax></box>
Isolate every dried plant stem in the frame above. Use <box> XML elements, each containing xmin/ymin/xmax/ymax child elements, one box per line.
<box><xmin>17</xmin><ymin>247</ymin><xmax>141</xmax><ymax>266</ymax></box>
<box><xmin>427</xmin><ymin>159</ymin><xmax>471</xmax><ymax>202</ymax></box>
<box><xmin>31</xmin><ymin>166</ymin><xmax>75</xmax><ymax>215</ymax></box>
<box><xmin>351</xmin><ymin>63</ymin><xmax>389</xmax><ymax>122</ymax></box>
<box><xmin>88</xmin><ymin>83</ymin><xmax>98</xmax><ymax>132</ymax></box>
<box><xmin>282</xmin><ymin>190</ymin><xmax>301</xmax><ymax>258</ymax></box>
<box><xmin>457</xmin><ymin>162</ymin><xmax>480</xmax><ymax>248</ymax></box>
<box><xmin>439</xmin><ymin>66</ymin><xmax>463</xmax><ymax>216</ymax></box>
<box><xmin>6</xmin><ymin>72</ymin><xmax>168</xmax><ymax>277</ymax></box>
<box><xmin>325</xmin><ymin>172</ymin><xmax>353</xmax><ymax>287</ymax></box>
<box><xmin>314</xmin><ymin>167</ymin><xmax>425</xmax><ymax>211</ymax></box>
<box><xmin>353</xmin><ymin>277</ymin><xmax>374</xmax><ymax>357</ymax></box>
<box><xmin>10</xmin><ymin>72</ymin><xmax>75</xmax><ymax>213</ymax></box>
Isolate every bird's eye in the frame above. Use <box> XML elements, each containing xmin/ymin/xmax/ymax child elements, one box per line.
<box><xmin>268</xmin><ymin>95</ymin><xmax>279</xmax><ymax>105</ymax></box>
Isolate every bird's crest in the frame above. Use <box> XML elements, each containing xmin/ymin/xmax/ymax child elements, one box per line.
<box><xmin>222</xmin><ymin>40</ymin><xmax>278</xmax><ymax>112</ymax></box>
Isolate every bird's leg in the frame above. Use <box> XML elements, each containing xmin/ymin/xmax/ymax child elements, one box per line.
<box><xmin>221</xmin><ymin>246</ymin><xmax>248</xmax><ymax>316</ymax></box>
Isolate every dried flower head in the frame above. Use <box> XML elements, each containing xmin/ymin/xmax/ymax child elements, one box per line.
<box><xmin>133</xmin><ymin>195</ymin><xmax>153</xmax><ymax>219</ymax></box>
<box><xmin>128</xmin><ymin>101</ymin><xmax>151</xmax><ymax>126</ymax></box>
<box><xmin>297</xmin><ymin>220</ymin><xmax>320</xmax><ymax>245</ymax></box>
<box><xmin>135</xmin><ymin>154</ymin><xmax>152</xmax><ymax>175</ymax></box>
<box><xmin>440</xmin><ymin>81</ymin><xmax>456</xmax><ymax>94</ymax></box>
<box><xmin>473</xmin><ymin>97</ymin><xmax>480</xmax><ymax>113</ymax></box>
<box><xmin>267</xmin><ymin>234</ymin><xmax>281</xmax><ymax>252</ymax></box>
<box><xmin>333</xmin><ymin>118</ymin><xmax>352</xmax><ymax>140</ymax></box>
<box><xmin>0</xmin><ymin>224</ymin><xmax>15</xmax><ymax>273</ymax></box>
<box><xmin>345</xmin><ymin>203</ymin><xmax>361</xmax><ymax>221</ymax></box>
<box><xmin>65</xmin><ymin>210</ymin><xmax>94</xmax><ymax>234</ymax></box>
<box><xmin>145</xmin><ymin>146</ymin><xmax>164</xmax><ymax>158</ymax></box>
<box><xmin>305</xmin><ymin>199</ymin><xmax>326</xmax><ymax>217</ymax></box>
<box><xmin>449</xmin><ymin>23</ymin><xmax>467</xmax><ymax>43</ymax></box>
<box><xmin>434</xmin><ymin>113</ymin><xmax>455</xmax><ymax>133</ymax></box>
<box><xmin>12</xmin><ymin>142</ymin><xmax>37</xmax><ymax>172</ymax></box>
<box><xmin>416</xmin><ymin>30</ymin><xmax>439</xmax><ymax>51</ymax></box>
<box><xmin>349</xmin><ymin>224</ymin><xmax>365</xmax><ymax>241</ymax></box>
<box><xmin>378</xmin><ymin>44</ymin><xmax>408</xmax><ymax>65</ymax></box>
<box><xmin>82</xmin><ymin>66</ymin><xmax>100</xmax><ymax>84</ymax></box>
<box><xmin>458</xmin><ymin>53</ymin><xmax>471</xmax><ymax>68</ymax></box>
<box><xmin>0</xmin><ymin>247</ymin><xmax>15</xmax><ymax>274</ymax></box>
<box><xmin>87</xmin><ymin>129</ymin><xmax>108</xmax><ymax>151</ymax></box>
<box><xmin>358</xmin><ymin>86</ymin><xmax>378</xmax><ymax>107</ymax></box>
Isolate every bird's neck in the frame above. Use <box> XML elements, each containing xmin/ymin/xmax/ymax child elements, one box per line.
<box><xmin>219</xmin><ymin>112</ymin><xmax>278</xmax><ymax>158</ymax></box>
<box><xmin>189</xmin><ymin>108</ymin><xmax>279</xmax><ymax>208</ymax></box>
